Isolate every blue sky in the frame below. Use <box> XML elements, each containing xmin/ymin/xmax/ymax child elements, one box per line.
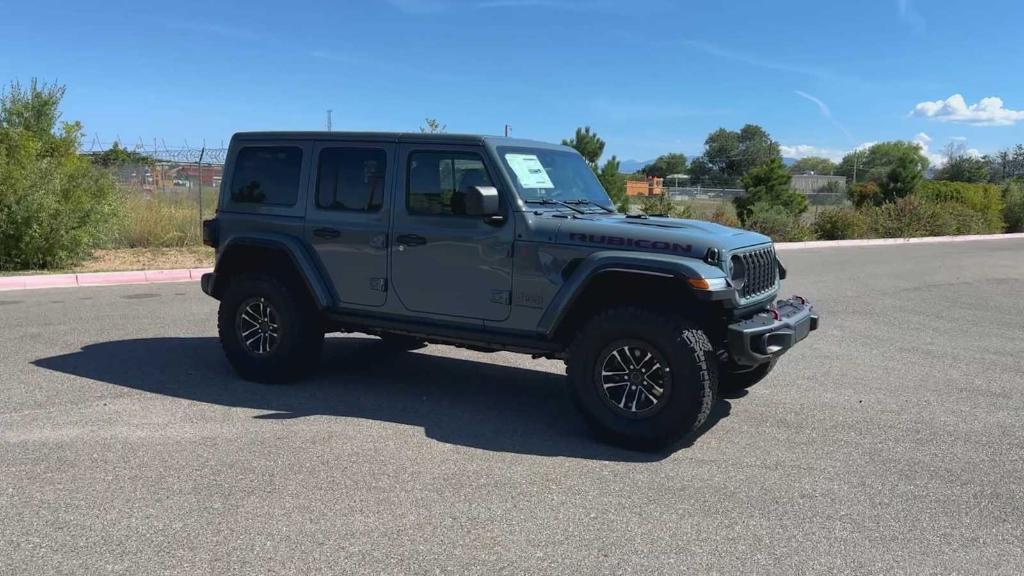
<box><xmin>2</xmin><ymin>0</ymin><xmax>1022</xmax><ymax>165</ymax></box>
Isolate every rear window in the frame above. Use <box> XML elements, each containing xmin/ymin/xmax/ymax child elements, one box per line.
<box><xmin>230</xmin><ymin>146</ymin><xmax>303</xmax><ymax>206</ymax></box>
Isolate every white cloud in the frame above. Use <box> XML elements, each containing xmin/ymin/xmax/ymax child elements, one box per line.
<box><xmin>779</xmin><ymin>144</ymin><xmax>845</xmax><ymax>162</ymax></box>
<box><xmin>795</xmin><ymin>91</ymin><xmax>829</xmax><ymax>117</ymax></box>
<box><xmin>897</xmin><ymin>0</ymin><xmax>926</xmax><ymax>34</ymax></box>
<box><xmin>912</xmin><ymin>132</ymin><xmax>945</xmax><ymax>166</ymax></box>
<box><xmin>910</xmin><ymin>94</ymin><xmax>1024</xmax><ymax>126</ymax></box>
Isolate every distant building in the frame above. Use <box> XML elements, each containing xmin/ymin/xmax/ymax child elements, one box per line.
<box><xmin>790</xmin><ymin>173</ymin><xmax>846</xmax><ymax>195</ymax></box>
<box><xmin>626</xmin><ymin>176</ymin><xmax>663</xmax><ymax>196</ymax></box>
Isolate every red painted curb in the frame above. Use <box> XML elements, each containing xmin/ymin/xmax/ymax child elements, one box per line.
<box><xmin>0</xmin><ymin>267</ymin><xmax>213</xmax><ymax>292</ymax></box>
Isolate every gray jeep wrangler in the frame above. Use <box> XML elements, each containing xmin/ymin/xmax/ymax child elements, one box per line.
<box><xmin>201</xmin><ymin>132</ymin><xmax>818</xmax><ymax>449</ymax></box>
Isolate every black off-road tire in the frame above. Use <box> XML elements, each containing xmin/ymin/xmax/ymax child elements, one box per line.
<box><xmin>566</xmin><ymin>307</ymin><xmax>718</xmax><ymax>451</ymax></box>
<box><xmin>720</xmin><ymin>359</ymin><xmax>776</xmax><ymax>392</ymax></box>
<box><xmin>376</xmin><ymin>333</ymin><xmax>427</xmax><ymax>351</ymax></box>
<box><xmin>217</xmin><ymin>274</ymin><xmax>324</xmax><ymax>384</ymax></box>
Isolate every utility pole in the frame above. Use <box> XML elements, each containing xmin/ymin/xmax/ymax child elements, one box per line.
<box><xmin>326</xmin><ymin>110</ymin><xmax>333</xmax><ymax>131</ymax></box>
<box><xmin>504</xmin><ymin>124</ymin><xmax>510</xmax><ymax>137</ymax></box>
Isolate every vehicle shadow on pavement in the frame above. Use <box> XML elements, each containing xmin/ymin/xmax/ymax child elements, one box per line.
<box><xmin>32</xmin><ymin>336</ymin><xmax>731</xmax><ymax>462</ymax></box>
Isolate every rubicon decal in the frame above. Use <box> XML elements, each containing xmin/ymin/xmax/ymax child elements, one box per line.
<box><xmin>568</xmin><ymin>233</ymin><xmax>693</xmax><ymax>253</ymax></box>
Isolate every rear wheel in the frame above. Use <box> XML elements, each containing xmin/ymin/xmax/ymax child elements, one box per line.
<box><xmin>566</xmin><ymin>307</ymin><xmax>718</xmax><ymax>451</ymax></box>
<box><xmin>217</xmin><ymin>274</ymin><xmax>323</xmax><ymax>383</ymax></box>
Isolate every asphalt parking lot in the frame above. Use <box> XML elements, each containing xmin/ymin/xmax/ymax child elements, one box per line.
<box><xmin>2</xmin><ymin>239</ymin><xmax>1023</xmax><ymax>575</ymax></box>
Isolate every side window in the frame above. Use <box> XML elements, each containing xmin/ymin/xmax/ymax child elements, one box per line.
<box><xmin>316</xmin><ymin>148</ymin><xmax>387</xmax><ymax>212</ymax></box>
<box><xmin>230</xmin><ymin>146</ymin><xmax>303</xmax><ymax>206</ymax></box>
<box><xmin>407</xmin><ymin>151</ymin><xmax>493</xmax><ymax>216</ymax></box>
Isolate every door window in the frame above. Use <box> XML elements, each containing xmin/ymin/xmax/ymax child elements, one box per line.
<box><xmin>407</xmin><ymin>151</ymin><xmax>493</xmax><ymax>216</ymax></box>
<box><xmin>316</xmin><ymin>148</ymin><xmax>387</xmax><ymax>212</ymax></box>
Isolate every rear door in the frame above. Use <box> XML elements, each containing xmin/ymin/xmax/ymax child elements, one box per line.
<box><xmin>389</xmin><ymin>144</ymin><xmax>514</xmax><ymax>321</ymax></box>
<box><xmin>305</xmin><ymin>142</ymin><xmax>395</xmax><ymax>307</ymax></box>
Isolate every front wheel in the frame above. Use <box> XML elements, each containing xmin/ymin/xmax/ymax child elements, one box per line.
<box><xmin>217</xmin><ymin>274</ymin><xmax>324</xmax><ymax>384</ymax></box>
<box><xmin>566</xmin><ymin>308</ymin><xmax>718</xmax><ymax>451</ymax></box>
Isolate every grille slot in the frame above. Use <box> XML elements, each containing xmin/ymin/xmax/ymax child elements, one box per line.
<box><xmin>736</xmin><ymin>245</ymin><xmax>778</xmax><ymax>301</ymax></box>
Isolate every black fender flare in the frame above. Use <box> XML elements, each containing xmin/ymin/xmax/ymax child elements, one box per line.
<box><xmin>212</xmin><ymin>234</ymin><xmax>334</xmax><ymax>309</ymax></box>
<box><xmin>537</xmin><ymin>250</ymin><xmax>728</xmax><ymax>338</ymax></box>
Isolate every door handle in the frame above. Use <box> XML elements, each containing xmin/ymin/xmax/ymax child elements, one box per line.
<box><xmin>396</xmin><ymin>234</ymin><xmax>427</xmax><ymax>247</ymax></box>
<box><xmin>313</xmin><ymin>227</ymin><xmax>341</xmax><ymax>239</ymax></box>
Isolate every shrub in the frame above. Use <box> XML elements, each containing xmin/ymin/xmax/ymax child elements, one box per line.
<box><xmin>705</xmin><ymin>203</ymin><xmax>740</xmax><ymax>227</ymax></box>
<box><xmin>813</xmin><ymin>208</ymin><xmax>868</xmax><ymax>240</ymax></box>
<box><xmin>743</xmin><ymin>202</ymin><xmax>813</xmax><ymax>242</ymax></box>
<box><xmin>0</xmin><ymin>81</ymin><xmax>121</xmax><ymax>270</ymax></box>
<box><xmin>857</xmin><ymin>197</ymin><xmax>989</xmax><ymax>238</ymax></box>
<box><xmin>924</xmin><ymin>203</ymin><xmax>988</xmax><ymax>236</ymax></box>
<box><xmin>1002</xmin><ymin>181</ymin><xmax>1024</xmax><ymax>232</ymax></box>
<box><xmin>914</xmin><ymin>180</ymin><xmax>1004</xmax><ymax>232</ymax></box>
<box><xmin>848</xmin><ymin>181</ymin><xmax>881</xmax><ymax>207</ymax></box>
<box><xmin>637</xmin><ymin>193</ymin><xmax>694</xmax><ymax>218</ymax></box>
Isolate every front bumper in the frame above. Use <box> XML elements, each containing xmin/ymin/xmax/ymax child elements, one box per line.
<box><xmin>727</xmin><ymin>296</ymin><xmax>819</xmax><ymax>366</ymax></box>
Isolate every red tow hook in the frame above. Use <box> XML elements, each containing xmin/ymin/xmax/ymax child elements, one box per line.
<box><xmin>793</xmin><ymin>295</ymin><xmax>808</xmax><ymax>306</ymax></box>
<box><xmin>769</xmin><ymin>307</ymin><xmax>780</xmax><ymax>321</ymax></box>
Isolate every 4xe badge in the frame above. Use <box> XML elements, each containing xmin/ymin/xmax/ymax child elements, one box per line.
<box><xmin>568</xmin><ymin>233</ymin><xmax>693</xmax><ymax>254</ymax></box>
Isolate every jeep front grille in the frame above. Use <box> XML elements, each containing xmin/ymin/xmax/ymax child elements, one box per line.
<box><xmin>735</xmin><ymin>245</ymin><xmax>779</xmax><ymax>301</ymax></box>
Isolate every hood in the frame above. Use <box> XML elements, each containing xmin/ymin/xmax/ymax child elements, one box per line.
<box><xmin>554</xmin><ymin>214</ymin><xmax>771</xmax><ymax>259</ymax></box>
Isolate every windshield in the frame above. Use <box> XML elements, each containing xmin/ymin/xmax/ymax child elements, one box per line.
<box><xmin>498</xmin><ymin>146</ymin><xmax>613</xmax><ymax>210</ymax></box>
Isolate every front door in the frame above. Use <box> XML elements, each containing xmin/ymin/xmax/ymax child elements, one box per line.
<box><xmin>390</xmin><ymin>144</ymin><xmax>514</xmax><ymax>321</ymax></box>
<box><xmin>305</xmin><ymin>142</ymin><xmax>394</xmax><ymax>307</ymax></box>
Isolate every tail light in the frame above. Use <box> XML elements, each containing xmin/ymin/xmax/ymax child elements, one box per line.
<box><xmin>202</xmin><ymin>219</ymin><xmax>219</xmax><ymax>248</ymax></box>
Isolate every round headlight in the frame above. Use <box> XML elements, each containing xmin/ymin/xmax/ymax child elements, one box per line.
<box><xmin>730</xmin><ymin>255</ymin><xmax>746</xmax><ymax>289</ymax></box>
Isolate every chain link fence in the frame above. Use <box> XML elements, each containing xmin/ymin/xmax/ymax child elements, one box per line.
<box><xmin>85</xmin><ymin>144</ymin><xmax>227</xmax><ymax>248</ymax></box>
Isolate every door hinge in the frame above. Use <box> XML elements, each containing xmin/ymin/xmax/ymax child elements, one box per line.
<box><xmin>490</xmin><ymin>290</ymin><xmax>511</xmax><ymax>305</ymax></box>
<box><xmin>370</xmin><ymin>278</ymin><xmax>388</xmax><ymax>292</ymax></box>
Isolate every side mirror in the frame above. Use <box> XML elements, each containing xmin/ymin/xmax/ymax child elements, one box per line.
<box><xmin>463</xmin><ymin>185</ymin><xmax>500</xmax><ymax>217</ymax></box>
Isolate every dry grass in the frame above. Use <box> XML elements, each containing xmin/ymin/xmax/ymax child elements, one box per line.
<box><xmin>112</xmin><ymin>189</ymin><xmax>218</xmax><ymax>248</ymax></box>
<box><xmin>0</xmin><ymin>247</ymin><xmax>213</xmax><ymax>276</ymax></box>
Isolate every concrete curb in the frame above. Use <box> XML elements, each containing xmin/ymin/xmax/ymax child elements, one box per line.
<box><xmin>1</xmin><ymin>232</ymin><xmax>1022</xmax><ymax>292</ymax></box>
<box><xmin>775</xmin><ymin>232</ymin><xmax>1024</xmax><ymax>250</ymax></box>
<box><xmin>0</xmin><ymin>268</ymin><xmax>212</xmax><ymax>292</ymax></box>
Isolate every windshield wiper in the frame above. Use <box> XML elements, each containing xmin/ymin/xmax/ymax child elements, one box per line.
<box><xmin>569</xmin><ymin>198</ymin><xmax>616</xmax><ymax>213</ymax></box>
<box><xmin>524</xmin><ymin>198</ymin><xmax>587</xmax><ymax>215</ymax></box>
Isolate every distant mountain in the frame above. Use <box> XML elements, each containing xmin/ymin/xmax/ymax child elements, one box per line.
<box><xmin>617</xmin><ymin>159</ymin><xmax>651</xmax><ymax>173</ymax></box>
<box><xmin>783</xmin><ymin>157</ymin><xmax>798</xmax><ymax>166</ymax></box>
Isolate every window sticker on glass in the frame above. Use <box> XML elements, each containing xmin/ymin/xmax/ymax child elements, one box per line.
<box><xmin>505</xmin><ymin>153</ymin><xmax>555</xmax><ymax>189</ymax></box>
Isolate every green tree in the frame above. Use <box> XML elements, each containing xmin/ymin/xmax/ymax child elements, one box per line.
<box><xmin>562</xmin><ymin>126</ymin><xmax>605</xmax><ymax>169</ymax></box>
<box><xmin>789</xmin><ymin>156</ymin><xmax>836</xmax><ymax>175</ymax></box>
<box><xmin>0</xmin><ymin>80</ymin><xmax>119</xmax><ymax>270</ymax></box>
<box><xmin>0</xmin><ymin>79</ymin><xmax>64</xmax><ymax>139</ymax></box>
<box><xmin>598</xmin><ymin>155</ymin><xmax>627</xmax><ymax>209</ymax></box>
<box><xmin>687</xmin><ymin>157</ymin><xmax>713</xmax><ymax>182</ymax></box>
<box><xmin>836</xmin><ymin>141</ymin><xmax>929</xmax><ymax>184</ymax></box>
<box><xmin>92</xmin><ymin>141</ymin><xmax>155</xmax><ymax>168</ymax></box>
<box><xmin>419</xmin><ymin>118</ymin><xmax>446</xmax><ymax>133</ymax></box>
<box><xmin>642</xmin><ymin>153</ymin><xmax>687</xmax><ymax>178</ymax></box>
<box><xmin>734</xmin><ymin>157</ymin><xmax>806</xmax><ymax>225</ymax></box>
<box><xmin>935</xmin><ymin>143</ymin><xmax>988</xmax><ymax>183</ymax></box>
<box><xmin>880</xmin><ymin>153</ymin><xmax>923</xmax><ymax>202</ymax></box>
<box><xmin>699</xmin><ymin>124</ymin><xmax>781</xmax><ymax>180</ymax></box>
